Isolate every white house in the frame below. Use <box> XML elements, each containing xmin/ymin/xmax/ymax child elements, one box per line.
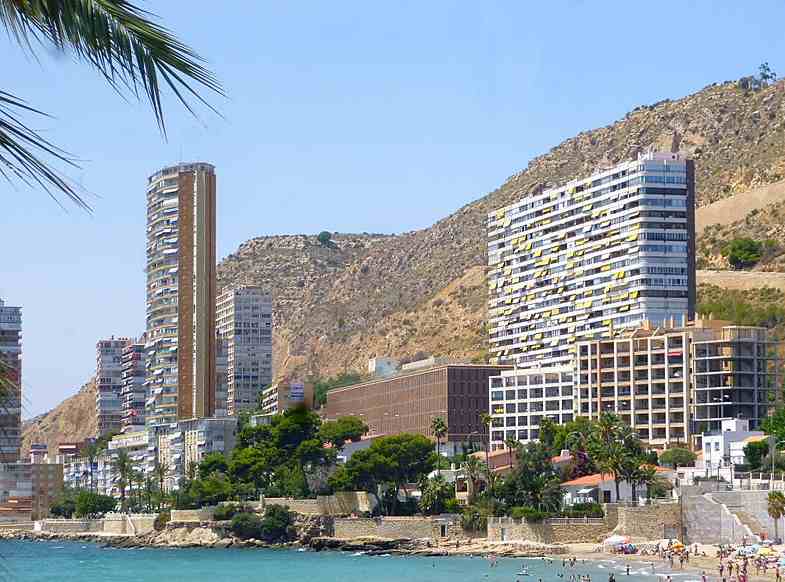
<box><xmin>562</xmin><ymin>467</ymin><xmax>675</xmax><ymax>505</ymax></box>
<box><xmin>701</xmin><ymin>419</ymin><xmax>764</xmax><ymax>469</ymax></box>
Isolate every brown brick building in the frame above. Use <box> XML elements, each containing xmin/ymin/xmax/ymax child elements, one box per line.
<box><xmin>325</xmin><ymin>364</ymin><xmax>510</xmax><ymax>446</ymax></box>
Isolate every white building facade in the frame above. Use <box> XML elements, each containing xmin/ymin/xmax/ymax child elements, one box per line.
<box><xmin>216</xmin><ymin>286</ymin><xmax>273</xmax><ymax>415</ymax></box>
<box><xmin>96</xmin><ymin>337</ymin><xmax>131</xmax><ymax>436</ymax></box>
<box><xmin>487</xmin><ymin>152</ymin><xmax>695</xmax><ymax>450</ymax></box>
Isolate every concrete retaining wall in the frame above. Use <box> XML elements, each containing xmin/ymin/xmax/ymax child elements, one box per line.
<box><xmin>333</xmin><ymin>516</ymin><xmax>458</xmax><ymax>540</ymax></box>
<box><xmin>39</xmin><ymin>514</ymin><xmax>157</xmax><ymax>535</ymax></box>
<box><xmin>711</xmin><ymin>491</ymin><xmax>775</xmax><ymax>540</ymax></box>
<box><xmin>170</xmin><ymin>508</ymin><xmax>216</xmax><ymax>523</ymax></box>
<box><xmin>261</xmin><ymin>492</ymin><xmax>376</xmax><ymax>516</ymax></box>
<box><xmin>682</xmin><ymin>486</ymin><xmax>750</xmax><ymax>545</ymax></box>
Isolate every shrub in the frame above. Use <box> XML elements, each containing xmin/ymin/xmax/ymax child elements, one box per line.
<box><xmin>561</xmin><ymin>502</ymin><xmax>604</xmax><ymax>518</ymax></box>
<box><xmin>460</xmin><ymin>505</ymin><xmax>486</xmax><ymax>532</ymax></box>
<box><xmin>74</xmin><ymin>490</ymin><xmax>116</xmax><ymax>518</ymax></box>
<box><xmin>231</xmin><ymin>512</ymin><xmax>264</xmax><ymax>540</ymax></box>
<box><xmin>509</xmin><ymin>506</ymin><xmax>550</xmax><ymax>522</ymax></box>
<box><xmin>444</xmin><ymin>498</ymin><xmax>462</xmax><ymax>514</ymax></box>
<box><xmin>722</xmin><ymin>238</ymin><xmax>763</xmax><ymax>269</ymax></box>
<box><xmin>154</xmin><ymin>510</ymin><xmax>171</xmax><ymax>531</ymax></box>
<box><xmin>214</xmin><ymin>503</ymin><xmax>238</xmax><ymax>521</ymax></box>
<box><xmin>260</xmin><ymin>504</ymin><xmax>293</xmax><ymax>542</ymax></box>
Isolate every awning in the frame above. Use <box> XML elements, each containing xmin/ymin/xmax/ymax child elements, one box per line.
<box><xmin>577</xmin><ymin>487</ymin><xmax>597</xmax><ymax>494</ymax></box>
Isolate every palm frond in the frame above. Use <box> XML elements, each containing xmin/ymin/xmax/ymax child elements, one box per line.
<box><xmin>1</xmin><ymin>0</ymin><xmax>224</xmax><ymax>131</ymax></box>
<box><xmin>0</xmin><ymin>90</ymin><xmax>88</xmax><ymax>210</ymax></box>
<box><xmin>0</xmin><ymin>0</ymin><xmax>224</xmax><ymax>208</ymax></box>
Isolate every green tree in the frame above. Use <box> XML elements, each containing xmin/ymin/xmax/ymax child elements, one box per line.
<box><xmin>317</xmin><ymin>231</ymin><xmax>332</xmax><ymax>246</ymax></box>
<box><xmin>419</xmin><ymin>475</ymin><xmax>454</xmax><ymax>515</ymax></box>
<box><xmin>318</xmin><ymin>416</ymin><xmax>368</xmax><ymax>449</ymax></box>
<box><xmin>50</xmin><ymin>487</ymin><xmax>78</xmax><ymax>518</ymax></box>
<box><xmin>659</xmin><ymin>446</ymin><xmax>697</xmax><ymax>470</ymax></box>
<box><xmin>744</xmin><ymin>440</ymin><xmax>769</xmax><ymax>470</ymax></box>
<box><xmin>153</xmin><ymin>458</ymin><xmax>171</xmax><ymax>503</ymax></box>
<box><xmin>199</xmin><ymin>452</ymin><xmax>229</xmax><ymax>479</ymax></box>
<box><xmin>763</xmin><ymin>408</ymin><xmax>785</xmax><ymax>442</ymax></box>
<box><xmin>759</xmin><ymin>62</ymin><xmax>777</xmax><ymax>83</ymax></box>
<box><xmin>186</xmin><ymin>472</ymin><xmax>234</xmax><ymax>506</ymax></box>
<box><xmin>460</xmin><ymin>456</ymin><xmax>486</xmax><ymax>504</ymax></box>
<box><xmin>80</xmin><ymin>441</ymin><xmax>100</xmax><ymax>491</ymax></box>
<box><xmin>501</xmin><ymin>442</ymin><xmax>563</xmax><ymax>513</ymax></box>
<box><xmin>769</xmin><ymin>491</ymin><xmax>785</xmax><ymax>542</ymax></box>
<box><xmin>112</xmin><ymin>450</ymin><xmax>135</xmax><ymax>512</ymax></box>
<box><xmin>312</xmin><ymin>373</ymin><xmax>363</xmax><ymax>407</ymax></box>
<box><xmin>430</xmin><ymin>416</ymin><xmax>448</xmax><ymax>476</ymax></box>
<box><xmin>1</xmin><ymin>0</ymin><xmax>223</xmax><ymax>210</ymax></box>
<box><xmin>260</xmin><ymin>504</ymin><xmax>293</xmax><ymax>542</ymax></box>
<box><xmin>587</xmin><ymin>413</ymin><xmax>642</xmax><ymax>501</ymax></box>
<box><xmin>504</xmin><ymin>436</ymin><xmax>520</xmax><ymax>469</ymax></box>
<box><xmin>722</xmin><ymin>238</ymin><xmax>763</xmax><ymax>269</ymax></box>
<box><xmin>75</xmin><ymin>490</ymin><xmax>116</xmax><ymax>518</ymax></box>
<box><xmin>231</xmin><ymin>512</ymin><xmax>264</xmax><ymax>540</ymax></box>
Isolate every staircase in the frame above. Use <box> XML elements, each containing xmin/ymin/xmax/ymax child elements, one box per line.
<box><xmin>733</xmin><ymin>511</ymin><xmax>766</xmax><ymax>538</ymax></box>
<box><xmin>681</xmin><ymin>486</ymin><xmax>758</xmax><ymax>545</ymax></box>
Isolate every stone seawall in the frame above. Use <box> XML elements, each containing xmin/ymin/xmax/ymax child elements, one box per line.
<box><xmin>487</xmin><ymin>518</ymin><xmax>612</xmax><ymax>544</ymax></box>
<box><xmin>333</xmin><ymin>516</ymin><xmax>459</xmax><ymax>540</ymax></box>
<box><xmin>614</xmin><ymin>503</ymin><xmax>681</xmax><ymax>541</ymax></box>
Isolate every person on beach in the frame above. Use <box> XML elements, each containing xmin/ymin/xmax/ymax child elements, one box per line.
<box><xmin>701</xmin><ymin>571</ymin><xmax>708</xmax><ymax>582</ymax></box>
<box><xmin>720</xmin><ymin>563</ymin><xmax>725</xmax><ymax>577</ymax></box>
<box><xmin>626</xmin><ymin>565</ymin><xmax>630</xmax><ymax>576</ymax></box>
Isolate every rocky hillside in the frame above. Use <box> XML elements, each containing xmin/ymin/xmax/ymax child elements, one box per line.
<box><xmin>218</xmin><ymin>79</ymin><xmax>785</xmax><ymax>379</ymax></box>
<box><xmin>21</xmin><ymin>379</ymin><xmax>97</xmax><ymax>457</ymax></box>
<box><xmin>27</xmin><ymin>78</ymin><xmax>785</xmax><ymax>450</ymax></box>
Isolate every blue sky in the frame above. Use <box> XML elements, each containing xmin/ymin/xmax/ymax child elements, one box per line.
<box><xmin>2</xmin><ymin>1</ymin><xmax>784</xmax><ymax>416</ymax></box>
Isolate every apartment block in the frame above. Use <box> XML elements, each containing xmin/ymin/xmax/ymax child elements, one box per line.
<box><xmin>146</xmin><ymin>162</ymin><xmax>217</xmax><ymax>427</ymax></box>
<box><xmin>691</xmin><ymin>321</ymin><xmax>781</xmax><ymax>434</ymax></box>
<box><xmin>216</xmin><ymin>286</ymin><xmax>273</xmax><ymax>415</ymax></box>
<box><xmin>487</xmin><ymin>152</ymin><xmax>694</xmax><ymax>370</ymax></box>
<box><xmin>121</xmin><ymin>338</ymin><xmax>146</xmax><ymax>432</ymax></box>
<box><xmin>259</xmin><ymin>379</ymin><xmax>314</xmax><ymax>416</ymax></box>
<box><xmin>489</xmin><ymin>318</ymin><xmax>782</xmax><ymax>450</ymax></box>
<box><xmin>156</xmin><ymin>417</ymin><xmax>236</xmax><ymax>491</ymax></box>
<box><xmin>31</xmin><ymin>463</ymin><xmax>63</xmax><ymax>520</ymax></box>
<box><xmin>489</xmin><ymin>366</ymin><xmax>575</xmax><ymax>447</ymax></box>
<box><xmin>574</xmin><ymin>325</ymin><xmax>691</xmax><ymax>446</ymax></box>
<box><xmin>325</xmin><ymin>363</ymin><xmax>510</xmax><ymax>451</ymax></box>
<box><xmin>96</xmin><ymin>337</ymin><xmax>131</xmax><ymax>436</ymax></box>
<box><xmin>0</xmin><ymin>299</ymin><xmax>22</xmax><ymax>462</ymax></box>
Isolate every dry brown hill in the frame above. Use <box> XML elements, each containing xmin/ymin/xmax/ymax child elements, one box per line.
<box><xmin>219</xmin><ymin>79</ymin><xmax>785</xmax><ymax>379</ymax></box>
<box><xmin>27</xmin><ymin>78</ymin><xmax>785</xmax><ymax>450</ymax></box>
<box><xmin>21</xmin><ymin>378</ymin><xmax>97</xmax><ymax>457</ymax></box>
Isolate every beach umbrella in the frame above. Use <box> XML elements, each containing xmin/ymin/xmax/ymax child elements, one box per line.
<box><xmin>604</xmin><ymin>535</ymin><xmax>630</xmax><ymax>545</ymax></box>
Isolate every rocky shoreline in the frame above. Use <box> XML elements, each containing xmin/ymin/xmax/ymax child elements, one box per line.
<box><xmin>0</xmin><ymin>526</ymin><xmax>566</xmax><ymax>558</ymax></box>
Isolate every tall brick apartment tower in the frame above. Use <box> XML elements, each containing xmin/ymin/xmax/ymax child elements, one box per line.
<box><xmin>145</xmin><ymin>163</ymin><xmax>217</xmax><ymax>426</ymax></box>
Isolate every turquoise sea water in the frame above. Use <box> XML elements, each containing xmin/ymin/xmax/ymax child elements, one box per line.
<box><xmin>0</xmin><ymin>541</ymin><xmax>672</xmax><ymax>582</ymax></box>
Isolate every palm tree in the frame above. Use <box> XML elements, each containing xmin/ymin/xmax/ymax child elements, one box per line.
<box><xmin>152</xmin><ymin>458</ymin><xmax>171</xmax><ymax>507</ymax></box>
<box><xmin>460</xmin><ymin>456</ymin><xmax>485</xmax><ymax>504</ymax></box>
<box><xmin>81</xmin><ymin>441</ymin><xmax>99</xmax><ymax>491</ymax></box>
<box><xmin>430</xmin><ymin>416</ymin><xmax>448</xmax><ymax>476</ymax></box>
<box><xmin>768</xmin><ymin>491</ymin><xmax>785</xmax><ymax>542</ymax></box>
<box><xmin>480</xmin><ymin>412</ymin><xmax>492</xmax><ymax>470</ymax></box>
<box><xmin>112</xmin><ymin>450</ymin><xmax>135</xmax><ymax>512</ymax></box>
<box><xmin>1</xmin><ymin>0</ymin><xmax>224</xmax><ymax>210</ymax></box>
<box><xmin>504</xmin><ymin>436</ymin><xmax>520</xmax><ymax>470</ymax></box>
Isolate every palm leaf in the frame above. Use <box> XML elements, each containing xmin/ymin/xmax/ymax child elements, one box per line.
<box><xmin>1</xmin><ymin>0</ymin><xmax>224</xmax><ymax>208</ymax></box>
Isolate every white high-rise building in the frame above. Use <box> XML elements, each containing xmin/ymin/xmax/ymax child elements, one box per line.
<box><xmin>96</xmin><ymin>337</ymin><xmax>131</xmax><ymax>436</ymax></box>
<box><xmin>487</xmin><ymin>152</ymin><xmax>695</xmax><ymax>369</ymax></box>
<box><xmin>216</xmin><ymin>286</ymin><xmax>273</xmax><ymax>415</ymax></box>
<box><xmin>0</xmin><ymin>299</ymin><xmax>22</xmax><ymax>462</ymax></box>
<box><xmin>487</xmin><ymin>152</ymin><xmax>696</xmax><ymax>449</ymax></box>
